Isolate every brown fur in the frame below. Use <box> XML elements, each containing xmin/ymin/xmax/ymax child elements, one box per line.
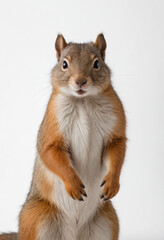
<box><xmin>19</xmin><ymin>198</ymin><xmax>57</xmax><ymax>240</ymax></box>
<box><xmin>94</xmin><ymin>33</ymin><xmax>107</xmax><ymax>60</ymax></box>
<box><xmin>38</xmin><ymin>94</ymin><xmax>87</xmax><ymax>200</ymax></box>
<box><xmin>55</xmin><ymin>34</ymin><xmax>67</xmax><ymax>60</ymax></box>
<box><xmin>0</xmin><ymin>233</ymin><xmax>17</xmax><ymax>240</ymax></box>
<box><xmin>1</xmin><ymin>34</ymin><xmax>126</xmax><ymax>239</ymax></box>
<box><xmin>100</xmin><ymin>202</ymin><xmax>119</xmax><ymax>240</ymax></box>
<box><xmin>100</xmin><ymin>86</ymin><xmax>127</xmax><ymax>200</ymax></box>
<box><xmin>35</xmin><ymin>161</ymin><xmax>54</xmax><ymax>203</ymax></box>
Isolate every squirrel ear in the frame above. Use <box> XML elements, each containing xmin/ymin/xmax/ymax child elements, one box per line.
<box><xmin>55</xmin><ymin>34</ymin><xmax>67</xmax><ymax>60</ymax></box>
<box><xmin>94</xmin><ymin>34</ymin><xmax>106</xmax><ymax>60</ymax></box>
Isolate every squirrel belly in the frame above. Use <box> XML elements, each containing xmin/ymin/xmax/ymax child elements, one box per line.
<box><xmin>34</xmin><ymin>91</ymin><xmax>117</xmax><ymax>222</ymax></box>
<box><xmin>53</xmin><ymin>92</ymin><xmax>117</xmax><ymax>225</ymax></box>
<box><xmin>27</xmin><ymin>90</ymin><xmax>118</xmax><ymax>239</ymax></box>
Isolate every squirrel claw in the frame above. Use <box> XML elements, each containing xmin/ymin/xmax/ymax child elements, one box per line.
<box><xmin>79</xmin><ymin>197</ymin><xmax>84</xmax><ymax>201</ymax></box>
<box><xmin>81</xmin><ymin>191</ymin><xmax>87</xmax><ymax>197</ymax></box>
<box><xmin>100</xmin><ymin>194</ymin><xmax>104</xmax><ymax>199</ymax></box>
<box><xmin>103</xmin><ymin>197</ymin><xmax>109</xmax><ymax>201</ymax></box>
<box><xmin>100</xmin><ymin>180</ymin><xmax>106</xmax><ymax>187</ymax></box>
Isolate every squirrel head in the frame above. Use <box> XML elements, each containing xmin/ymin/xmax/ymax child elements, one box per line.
<box><xmin>51</xmin><ymin>34</ymin><xmax>111</xmax><ymax>97</ymax></box>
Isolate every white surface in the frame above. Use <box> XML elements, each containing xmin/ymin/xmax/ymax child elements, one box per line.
<box><xmin>0</xmin><ymin>0</ymin><xmax>164</xmax><ymax>239</ymax></box>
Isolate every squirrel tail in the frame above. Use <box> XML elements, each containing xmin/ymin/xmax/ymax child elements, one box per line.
<box><xmin>0</xmin><ymin>233</ymin><xmax>17</xmax><ymax>240</ymax></box>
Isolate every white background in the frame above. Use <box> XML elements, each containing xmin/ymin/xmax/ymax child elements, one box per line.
<box><xmin>0</xmin><ymin>0</ymin><xmax>164</xmax><ymax>239</ymax></box>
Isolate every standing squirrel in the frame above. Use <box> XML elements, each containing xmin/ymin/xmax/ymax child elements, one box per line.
<box><xmin>0</xmin><ymin>34</ymin><xmax>126</xmax><ymax>240</ymax></box>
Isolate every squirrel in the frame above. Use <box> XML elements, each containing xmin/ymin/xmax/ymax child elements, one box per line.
<box><xmin>0</xmin><ymin>34</ymin><xmax>126</xmax><ymax>240</ymax></box>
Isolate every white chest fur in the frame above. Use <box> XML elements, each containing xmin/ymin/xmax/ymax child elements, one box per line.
<box><xmin>53</xmin><ymin>93</ymin><xmax>116</xmax><ymax>229</ymax></box>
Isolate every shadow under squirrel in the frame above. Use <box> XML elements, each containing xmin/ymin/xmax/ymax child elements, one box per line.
<box><xmin>0</xmin><ymin>34</ymin><xmax>126</xmax><ymax>240</ymax></box>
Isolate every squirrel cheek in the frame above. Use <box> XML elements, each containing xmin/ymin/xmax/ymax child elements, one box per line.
<box><xmin>69</xmin><ymin>81</ymin><xmax>78</xmax><ymax>91</ymax></box>
<box><xmin>68</xmin><ymin>78</ymin><xmax>79</xmax><ymax>90</ymax></box>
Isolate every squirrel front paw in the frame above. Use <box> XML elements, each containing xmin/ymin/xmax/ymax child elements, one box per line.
<box><xmin>64</xmin><ymin>174</ymin><xmax>87</xmax><ymax>201</ymax></box>
<box><xmin>100</xmin><ymin>173</ymin><xmax>120</xmax><ymax>201</ymax></box>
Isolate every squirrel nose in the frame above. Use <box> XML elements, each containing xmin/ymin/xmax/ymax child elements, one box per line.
<box><xmin>75</xmin><ymin>79</ymin><xmax>87</xmax><ymax>87</ymax></box>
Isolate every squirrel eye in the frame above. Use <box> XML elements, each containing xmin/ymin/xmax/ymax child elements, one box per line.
<box><xmin>63</xmin><ymin>60</ymin><xmax>68</xmax><ymax>69</ymax></box>
<box><xmin>93</xmin><ymin>59</ymin><xmax>99</xmax><ymax>69</ymax></box>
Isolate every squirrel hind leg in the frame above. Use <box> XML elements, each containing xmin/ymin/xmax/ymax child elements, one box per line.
<box><xmin>77</xmin><ymin>201</ymin><xmax>119</xmax><ymax>240</ymax></box>
<box><xmin>0</xmin><ymin>233</ymin><xmax>17</xmax><ymax>240</ymax></box>
<box><xmin>18</xmin><ymin>198</ymin><xmax>59</xmax><ymax>240</ymax></box>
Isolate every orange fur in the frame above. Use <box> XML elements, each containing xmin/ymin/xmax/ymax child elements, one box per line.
<box><xmin>36</xmin><ymin>168</ymin><xmax>54</xmax><ymax>203</ymax></box>
<box><xmin>19</xmin><ymin>199</ymin><xmax>57</xmax><ymax>240</ymax></box>
<box><xmin>100</xmin><ymin>86</ymin><xmax>127</xmax><ymax>200</ymax></box>
<box><xmin>3</xmin><ymin>34</ymin><xmax>126</xmax><ymax>239</ymax></box>
<box><xmin>100</xmin><ymin>201</ymin><xmax>119</xmax><ymax>240</ymax></box>
<box><xmin>38</xmin><ymin>93</ymin><xmax>86</xmax><ymax>200</ymax></box>
<box><xmin>0</xmin><ymin>233</ymin><xmax>17</xmax><ymax>240</ymax></box>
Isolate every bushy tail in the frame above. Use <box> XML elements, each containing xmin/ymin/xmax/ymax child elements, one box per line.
<box><xmin>0</xmin><ymin>233</ymin><xmax>17</xmax><ymax>240</ymax></box>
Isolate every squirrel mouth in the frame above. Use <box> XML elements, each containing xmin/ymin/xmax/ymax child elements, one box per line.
<box><xmin>76</xmin><ymin>90</ymin><xmax>86</xmax><ymax>95</ymax></box>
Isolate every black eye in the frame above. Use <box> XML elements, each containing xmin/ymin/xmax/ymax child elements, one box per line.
<box><xmin>93</xmin><ymin>59</ymin><xmax>99</xmax><ymax>69</ymax></box>
<box><xmin>63</xmin><ymin>60</ymin><xmax>68</xmax><ymax>69</ymax></box>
